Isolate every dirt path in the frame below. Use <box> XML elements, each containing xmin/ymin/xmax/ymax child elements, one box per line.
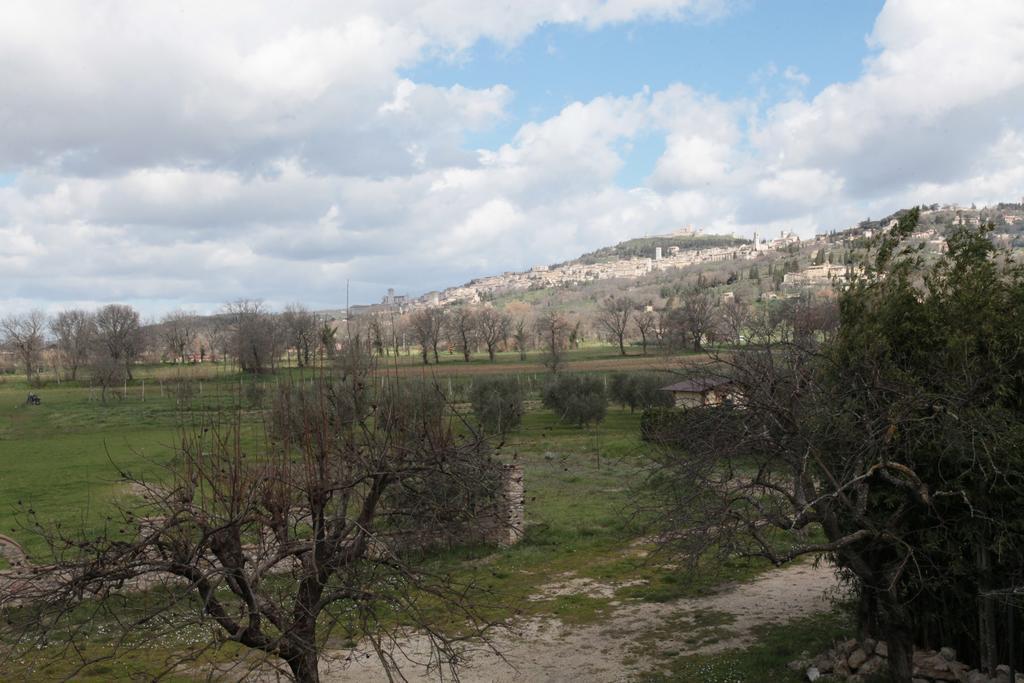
<box><xmin>317</xmin><ymin>561</ymin><xmax>838</xmax><ymax>682</ymax></box>
<box><xmin>371</xmin><ymin>354</ymin><xmax>711</xmax><ymax>378</ymax></box>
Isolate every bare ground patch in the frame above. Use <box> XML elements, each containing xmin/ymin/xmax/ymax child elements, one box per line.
<box><xmin>294</xmin><ymin>560</ymin><xmax>841</xmax><ymax>683</ymax></box>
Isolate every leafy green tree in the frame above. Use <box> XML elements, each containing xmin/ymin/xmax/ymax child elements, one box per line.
<box><xmin>642</xmin><ymin>210</ymin><xmax>1024</xmax><ymax>681</ymax></box>
<box><xmin>542</xmin><ymin>375</ymin><xmax>607</xmax><ymax>427</ymax></box>
<box><xmin>609</xmin><ymin>373</ymin><xmax>674</xmax><ymax>412</ymax></box>
<box><xmin>469</xmin><ymin>377</ymin><xmax>525</xmax><ymax>435</ymax></box>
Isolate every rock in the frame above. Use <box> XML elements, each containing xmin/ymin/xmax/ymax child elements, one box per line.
<box><xmin>834</xmin><ymin>659</ymin><xmax>852</xmax><ymax>677</ymax></box>
<box><xmin>859</xmin><ymin>656</ymin><xmax>885</xmax><ymax>676</ymax></box>
<box><xmin>875</xmin><ymin>641</ymin><xmax>889</xmax><ymax>658</ymax></box>
<box><xmin>917</xmin><ymin>652</ymin><xmax>951</xmax><ymax>672</ymax></box>
<box><xmin>842</xmin><ymin>638</ymin><xmax>859</xmax><ymax>654</ymax></box>
<box><xmin>941</xmin><ymin>646</ymin><xmax>958</xmax><ymax>662</ymax></box>
<box><xmin>788</xmin><ymin>660</ymin><xmax>806</xmax><ymax>672</ymax></box>
<box><xmin>806</xmin><ymin>666</ymin><xmax>820</xmax><ymax>682</ymax></box>
<box><xmin>918</xmin><ymin>669</ymin><xmax>961</xmax><ymax>682</ymax></box>
<box><xmin>814</xmin><ymin>654</ymin><xmax>834</xmax><ymax>674</ymax></box>
<box><xmin>848</xmin><ymin>648</ymin><xmax>869</xmax><ymax>670</ymax></box>
<box><xmin>966</xmin><ymin>670</ymin><xmax>991</xmax><ymax>683</ymax></box>
<box><xmin>913</xmin><ymin>679</ymin><xmax>930</xmax><ymax>683</ymax></box>
<box><xmin>863</xmin><ymin>638</ymin><xmax>877</xmax><ymax>654</ymax></box>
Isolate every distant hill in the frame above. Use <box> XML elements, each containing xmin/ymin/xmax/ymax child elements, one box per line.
<box><xmin>574</xmin><ymin>234</ymin><xmax>749</xmax><ymax>265</ymax></box>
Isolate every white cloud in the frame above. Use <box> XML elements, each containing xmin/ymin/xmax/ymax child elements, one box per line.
<box><xmin>1</xmin><ymin>0</ymin><xmax>1023</xmax><ymax>314</ymax></box>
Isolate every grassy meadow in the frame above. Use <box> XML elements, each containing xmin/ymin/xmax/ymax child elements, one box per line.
<box><xmin>0</xmin><ymin>345</ymin><xmax>848</xmax><ymax>681</ymax></box>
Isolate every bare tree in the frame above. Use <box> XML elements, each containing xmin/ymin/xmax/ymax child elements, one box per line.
<box><xmin>223</xmin><ymin>300</ymin><xmax>280</xmax><ymax>373</ymax></box>
<box><xmin>208</xmin><ymin>315</ymin><xmax>234</xmax><ymax>367</ymax></box>
<box><xmin>568</xmin><ymin>320</ymin><xmax>583</xmax><ymax>350</ymax></box>
<box><xmin>535</xmin><ymin>310</ymin><xmax>570</xmax><ymax>373</ymax></box>
<box><xmin>280</xmin><ymin>304</ymin><xmax>318</xmax><ymax>367</ymax></box>
<box><xmin>3</xmin><ymin>363</ymin><xmax>509</xmax><ymax>682</ymax></box>
<box><xmin>512</xmin><ymin>318</ymin><xmax>530</xmax><ymax>361</ymax></box>
<box><xmin>160</xmin><ymin>310</ymin><xmax>199</xmax><ymax>363</ymax></box>
<box><xmin>1</xmin><ymin>310</ymin><xmax>48</xmax><ymax>384</ymax></box>
<box><xmin>446</xmin><ymin>307</ymin><xmax>477</xmax><ymax>362</ymax></box>
<box><xmin>50</xmin><ymin>309</ymin><xmax>96</xmax><ymax>381</ymax></box>
<box><xmin>367</xmin><ymin>313</ymin><xmax>387</xmax><ymax>357</ymax></box>
<box><xmin>409</xmin><ymin>308</ymin><xmax>444</xmax><ymax>365</ymax></box>
<box><xmin>95</xmin><ymin>304</ymin><xmax>142</xmax><ymax>380</ymax></box>
<box><xmin>89</xmin><ymin>348</ymin><xmax>126</xmax><ymax>402</ymax></box>
<box><xmin>633</xmin><ymin>308</ymin><xmax>657</xmax><ymax>355</ymax></box>
<box><xmin>595</xmin><ymin>296</ymin><xmax>634</xmax><ymax>356</ymax></box>
<box><xmin>477</xmin><ymin>308</ymin><xmax>511</xmax><ymax>362</ymax></box>
<box><xmin>719</xmin><ymin>298</ymin><xmax>749</xmax><ymax>345</ymax></box>
<box><xmin>668</xmin><ymin>291</ymin><xmax>717</xmax><ymax>352</ymax></box>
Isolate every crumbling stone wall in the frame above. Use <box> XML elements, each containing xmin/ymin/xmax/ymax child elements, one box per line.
<box><xmin>482</xmin><ymin>464</ymin><xmax>525</xmax><ymax>547</ymax></box>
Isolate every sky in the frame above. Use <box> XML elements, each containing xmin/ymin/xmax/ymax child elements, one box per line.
<box><xmin>2</xmin><ymin>0</ymin><xmax>1023</xmax><ymax>316</ymax></box>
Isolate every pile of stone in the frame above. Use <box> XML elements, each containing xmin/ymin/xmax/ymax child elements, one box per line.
<box><xmin>789</xmin><ymin>639</ymin><xmax>1024</xmax><ymax>683</ymax></box>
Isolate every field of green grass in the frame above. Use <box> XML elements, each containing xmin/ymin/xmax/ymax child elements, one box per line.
<box><xmin>0</xmin><ymin>348</ymin><xmax>849</xmax><ymax>681</ymax></box>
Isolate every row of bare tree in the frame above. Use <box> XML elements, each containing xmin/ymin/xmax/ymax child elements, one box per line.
<box><xmin>0</xmin><ymin>301</ymin><xmax>343</xmax><ymax>389</ymax></box>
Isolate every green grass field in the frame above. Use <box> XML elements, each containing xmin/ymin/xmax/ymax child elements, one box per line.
<box><xmin>0</xmin><ymin>347</ymin><xmax>849</xmax><ymax>680</ymax></box>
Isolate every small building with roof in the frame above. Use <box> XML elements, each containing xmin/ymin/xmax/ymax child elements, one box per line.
<box><xmin>660</xmin><ymin>376</ymin><xmax>737</xmax><ymax>408</ymax></box>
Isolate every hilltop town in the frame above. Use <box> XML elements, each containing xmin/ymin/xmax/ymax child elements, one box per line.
<box><xmin>372</xmin><ymin>201</ymin><xmax>1024</xmax><ymax>313</ymax></box>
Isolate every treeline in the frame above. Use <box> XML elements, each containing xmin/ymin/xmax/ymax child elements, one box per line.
<box><xmin>0</xmin><ymin>300</ymin><xmax>336</xmax><ymax>396</ymax></box>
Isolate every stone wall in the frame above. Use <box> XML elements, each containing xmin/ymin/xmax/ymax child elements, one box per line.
<box><xmin>483</xmin><ymin>464</ymin><xmax>525</xmax><ymax>547</ymax></box>
<box><xmin>793</xmin><ymin>638</ymin><xmax>1024</xmax><ymax>683</ymax></box>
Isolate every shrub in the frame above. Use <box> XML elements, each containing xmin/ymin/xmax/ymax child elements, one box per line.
<box><xmin>542</xmin><ymin>375</ymin><xmax>607</xmax><ymax>427</ymax></box>
<box><xmin>609</xmin><ymin>373</ymin><xmax>675</xmax><ymax>412</ymax></box>
<box><xmin>469</xmin><ymin>377</ymin><xmax>524</xmax><ymax>435</ymax></box>
<box><xmin>244</xmin><ymin>380</ymin><xmax>266</xmax><ymax>408</ymax></box>
<box><xmin>640</xmin><ymin>406</ymin><xmax>684</xmax><ymax>443</ymax></box>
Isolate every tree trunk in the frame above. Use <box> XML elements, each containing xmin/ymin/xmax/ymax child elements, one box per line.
<box><xmin>618</xmin><ymin>336</ymin><xmax>626</xmax><ymax>356</ymax></box>
<box><xmin>286</xmin><ymin>650</ymin><xmax>320</xmax><ymax>683</ymax></box>
<box><xmin>883</xmin><ymin>618</ymin><xmax>914</xmax><ymax>682</ymax></box>
<box><xmin>856</xmin><ymin>590</ymin><xmax>879</xmax><ymax>641</ymax></box>
<box><xmin>978</xmin><ymin>545</ymin><xmax>998</xmax><ymax>672</ymax></box>
<box><xmin>877</xmin><ymin>594</ymin><xmax>914</xmax><ymax>682</ymax></box>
